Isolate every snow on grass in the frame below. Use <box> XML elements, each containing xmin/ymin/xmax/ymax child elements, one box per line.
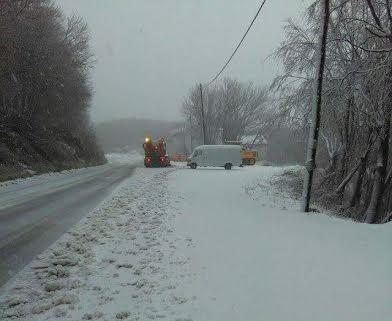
<box><xmin>1</xmin><ymin>165</ymin><xmax>391</xmax><ymax>321</ymax></box>
<box><xmin>168</xmin><ymin>165</ymin><xmax>392</xmax><ymax>321</ymax></box>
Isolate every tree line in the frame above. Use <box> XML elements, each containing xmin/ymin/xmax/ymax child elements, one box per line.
<box><xmin>272</xmin><ymin>0</ymin><xmax>392</xmax><ymax>223</ymax></box>
<box><xmin>0</xmin><ymin>0</ymin><xmax>105</xmax><ymax>176</ymax></box>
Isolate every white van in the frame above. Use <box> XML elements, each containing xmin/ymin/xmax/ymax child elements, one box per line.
<box><xmin>187</xmin><ymin>145</ymin><xmax>242</xmax><ymax>170</ymax></box>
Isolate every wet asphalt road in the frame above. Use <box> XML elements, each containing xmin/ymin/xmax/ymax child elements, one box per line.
<box><xmin>0</xmin><ymin>164</ymin><xmax>136</xmax><ymax>287</ymax></box>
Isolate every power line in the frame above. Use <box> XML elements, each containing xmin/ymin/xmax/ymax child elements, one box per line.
<box><xmin>206</xmin><ymin>0</ymin><xmax>268</xmax><ymax>87</ymax></box>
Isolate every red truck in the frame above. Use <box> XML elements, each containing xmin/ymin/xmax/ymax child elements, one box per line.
<box><xmin>142</xmin><ymin>137</ymin><xmax>170</xmax><ymax>168</ymax></box>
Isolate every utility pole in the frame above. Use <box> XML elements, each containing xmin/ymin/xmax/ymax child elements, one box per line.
<box><xmin>189</xmin><ymin>114</ymin><xmax>193</xmax><ymax>152</ymax></box>
<box><xmin>199</xmin><ymin>83</ymin><xmax>206</xmax><ymax>145</ymax></box>
<box><xmin>301</xmin><ymin>0</ymin><xmax>330</xmax><ymax>212</ymax></box>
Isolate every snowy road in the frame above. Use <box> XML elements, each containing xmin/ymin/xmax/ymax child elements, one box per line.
<box><xmin>1</xmin><ymin>164</ymin><xmax>391</xmax><ymax>321</ymax></box>
<box><xmin>0</xmin><ymin>161</ymin><xmax>138</xmax><ymax>287</ymax></box>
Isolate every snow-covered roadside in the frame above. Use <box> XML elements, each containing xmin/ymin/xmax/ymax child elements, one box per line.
<box><xmin>0</xmin><ymin>164</ymin><xmax>109</xmax><ymax>190</ymax></box>
<box><xmin>0</xmin><ymin>151</ymin><xmax>143</xmax><ymax>211</ymax></box>
<box><xmin>0</xmin><ymin>151</ymin><xmax>142</xmax><ymax>191</ymax></box>
<box><xmin>0</xmin><ymin>167</ymin><xmax>193</xmax><ymax>321</ymax></box>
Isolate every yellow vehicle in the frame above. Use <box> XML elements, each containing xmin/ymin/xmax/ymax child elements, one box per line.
<box><xmin>224</xmin><ymin>141</ymin><xmax>258</xmax><ymax>166</ymax></box>
<box><xmin>241</xmin><ymin>150</ymin><xmax>258</xmax><ymax>165</ymax></box>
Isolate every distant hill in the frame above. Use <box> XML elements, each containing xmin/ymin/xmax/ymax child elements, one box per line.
<box><xmin>95</xmin><ymin>118</ymin><xmax>181</xmax><ymax>153</ymax></box>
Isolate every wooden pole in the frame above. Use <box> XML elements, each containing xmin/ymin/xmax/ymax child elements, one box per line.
<box><xmin>189</xmin><ymin>114</ymin><xmax>193</xmax><ymax>152</ymax></box>
<box><xmin>199</xmin><ymin>83</ymin><xmax>206</xmax><ymax>145</ymax></box>
<box><xmin>301</xmin><ymin>0</ymin><xmax>330</xmax><ymax>212</ymax></box>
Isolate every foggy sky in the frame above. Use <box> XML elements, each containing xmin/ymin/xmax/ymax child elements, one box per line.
<box><xmin>56</xmin><ymin>0</ymin><xmax>309</xmax><ymax>124</ymax></box>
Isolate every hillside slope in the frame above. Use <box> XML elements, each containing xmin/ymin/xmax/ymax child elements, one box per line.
<box><xmin>0</xmin><ymin>116</ymin><xmax>106</xmax><ymax>182</ymax></box>
<box><xmin>0</xmin><ymin>2</ymin><xmax>106</xmax><ymax>182</ymax></box>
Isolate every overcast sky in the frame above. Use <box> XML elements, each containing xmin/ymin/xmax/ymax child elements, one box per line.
<box><xmin>55</xmin><ymin>0</ymin><xmax>309</xmax><ymax>124</ymax></box>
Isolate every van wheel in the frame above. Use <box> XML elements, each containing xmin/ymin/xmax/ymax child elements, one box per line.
<box><xmin>224</xmin><ymin>163</ymin><xmax>232</xmax><ymax>170</ymax></box>
<box><xmin>190</xmin><ymin>163</ymin><xmax>197</xmax><ymax>169</ymax></box>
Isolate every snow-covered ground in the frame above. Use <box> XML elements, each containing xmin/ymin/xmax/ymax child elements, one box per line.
<box><xmin>1</xmin><ymin>165</ymin><xmax>391</xmax><ymax>321</ymax></box>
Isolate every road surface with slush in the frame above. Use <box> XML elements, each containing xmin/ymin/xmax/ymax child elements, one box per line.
<box><xmin>0</xmin><ymin>159</ymin><xmax>138</xmax><ymax>287</ymax></box>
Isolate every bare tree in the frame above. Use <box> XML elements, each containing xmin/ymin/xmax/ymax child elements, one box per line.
<box><xmin>182</xmin><ymin>78</ymin><xmax>269</xmax><ymax>145</ymax></box>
